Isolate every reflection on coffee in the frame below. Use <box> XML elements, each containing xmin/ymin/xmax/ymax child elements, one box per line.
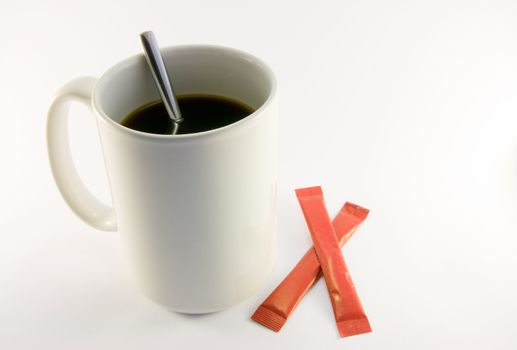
<box><xmin>121</xmin><ymin>94</ymin><xmax>255</xmax><ymax>135</ymax></box>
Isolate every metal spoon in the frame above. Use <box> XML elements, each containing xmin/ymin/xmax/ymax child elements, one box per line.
<box><xmin>140</xmin><ymin>31</ymin><xmax>183</xmax><ymax>134</ymax></box>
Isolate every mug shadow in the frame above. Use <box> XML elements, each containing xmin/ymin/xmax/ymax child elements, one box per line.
<box><xmin>168</xmin><ymin>309</ymin><xmax>221</xmax><ymax>319</ymax></box>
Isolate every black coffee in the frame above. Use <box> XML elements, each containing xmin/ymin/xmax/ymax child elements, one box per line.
<box><xmin>120</xmin><ymin>94</ymin><xmax>255</xmax><ymax>135</ymax></box>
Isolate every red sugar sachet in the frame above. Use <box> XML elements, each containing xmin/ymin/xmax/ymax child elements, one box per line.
<box><xmin>295</xmin><ymin>186</ymin><xmax>371</xmax><ymax>337</ymax></box>
<box><xmin>251</xmin><ymin>200</ymin><xmax>369</xmax><ymax>333</ymax></box>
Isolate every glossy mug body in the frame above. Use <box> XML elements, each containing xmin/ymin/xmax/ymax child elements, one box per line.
<box><xmin>47</xmin><ymin>45</ymin><xmax>277</xmax><ymax>313</ymax></box>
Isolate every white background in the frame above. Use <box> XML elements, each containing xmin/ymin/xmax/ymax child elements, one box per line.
<box><xmin>1</xmin><ymin>0</ymin><xmax>517</xmax><ymax>349</ymax></box>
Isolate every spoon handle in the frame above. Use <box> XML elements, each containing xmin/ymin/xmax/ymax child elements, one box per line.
<box><xmin>140</xmin><ymin>31</ymin><xmax>183</xmax><ymax>123</ymax></box>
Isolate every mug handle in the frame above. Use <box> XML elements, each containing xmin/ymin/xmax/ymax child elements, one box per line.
<box><xmin>47</xmin><ymin>77</ymin><xmax>117</xmax><ymax>231</ymax></box>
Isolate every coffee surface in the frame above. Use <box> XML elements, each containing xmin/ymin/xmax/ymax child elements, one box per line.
<box><xmin>120</xmin><ymin>94</ymin><xmax>254</xmax><ymax>135</ymax></box>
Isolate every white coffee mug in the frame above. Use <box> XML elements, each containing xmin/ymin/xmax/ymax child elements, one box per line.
<box><xmin>47</xmin><ymin>45</ymin><xmax>277</xmax><ymax>313</ymax></box>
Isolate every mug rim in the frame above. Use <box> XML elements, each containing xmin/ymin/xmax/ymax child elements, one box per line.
<box><xmin>92</xmin><ymin>44</ymin><xmax>277</xmax><ymax>140</ymax></box>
